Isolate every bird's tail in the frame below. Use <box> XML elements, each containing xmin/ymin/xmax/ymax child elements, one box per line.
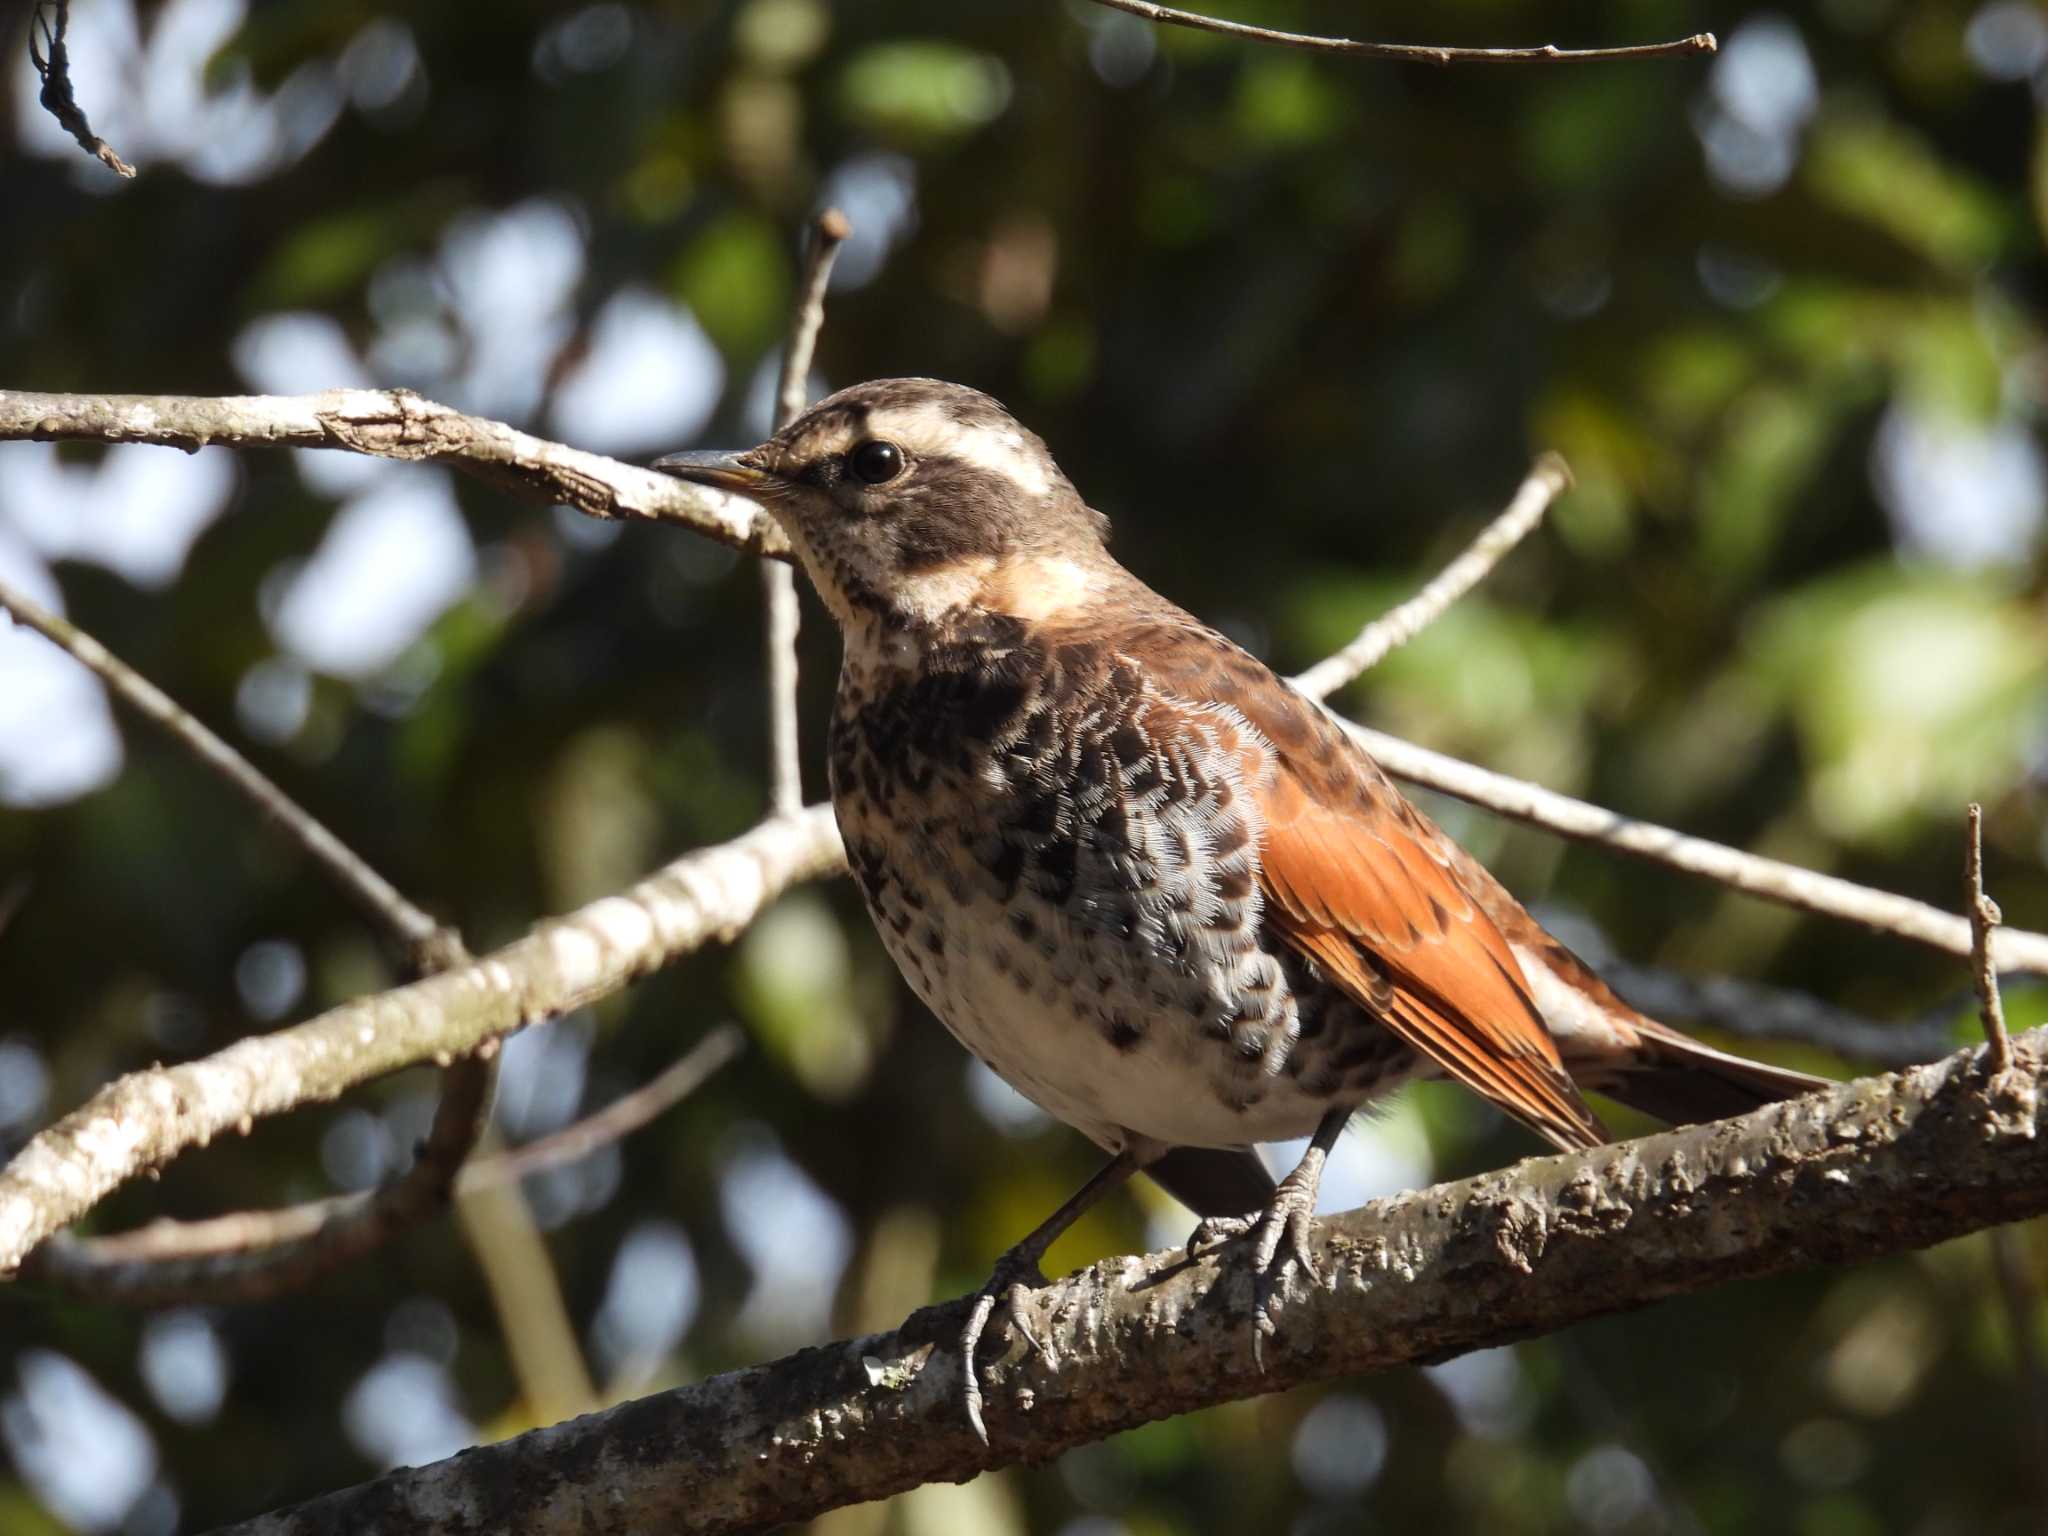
<box><xmin>1506</xmin><ymin>931</ymin><xmax>1831</xmax><ymax>1127</ymax></box>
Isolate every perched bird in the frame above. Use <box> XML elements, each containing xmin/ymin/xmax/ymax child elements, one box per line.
<box><xmin>655</xmin><ymin>378</ymin><xmax>1824</xmax><ymax>1436</ymax></box>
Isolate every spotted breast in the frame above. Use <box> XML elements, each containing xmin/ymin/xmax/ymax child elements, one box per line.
<box><xmin>827</xmin><ymin>591</ymin><xmax>1422</xmax><ymax>1159</ymax></box>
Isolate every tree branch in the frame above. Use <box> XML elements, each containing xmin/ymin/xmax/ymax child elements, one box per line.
<box><xmin>0</xmin><ymin>387</ymin><xmax>790</xmax><ymax>559</ymax></box>
<box><xmin>761</xmin><ymin>208</ymin><xmax>850</xmax><ymax>817</ymax></box>
<box><xmin>0</xmin><ymin>570</ymin><xmax>501</xmax><ymax>1300</ymax></box>
<box><xmin>1967</xmin><ymin>802</ymin><xmax>2013</xmax><ymax>1072</ymax></box>
<box><xmin>21</xmin><ymin>1026</ymin><xmax>743</xmax><ymax>1303</ymax></box>
<box><xmin>0</xmin><ymin>809</ymin><xmax>844</xmax><ymax>1278</ymax></box>
<box><xmin>1330</xmin><ymin>723</ymin><xmax>2048</xmax><ymax>977</ymax></box>
<box><xmin>1291</xmin><ymin>451</ymin><xmax>1568</xmax><ymax>700</ymax></box>
<box><xmin>27</xmin><ymin>0</ymin><xmax>135</xmax><ymax>177</ymax></box>
<box><xmin>209</xmin><ymin>1028</ymin><xmax>2048</xmax><ymax>1536</ymax></box>
<box><xmin>1596</xmin><ymin>959</ymin><xmax>1971</xmax><ymax>1069</ymax></box>
<box><xmin>1087</xmin><ymin>0</ymin><xmax>1716</xmax><ymax>66</ymax></box>
<box><xmin>0</xmin><ymin>576</ymin><xmax>460</xmax><ymax>969</ymax></box>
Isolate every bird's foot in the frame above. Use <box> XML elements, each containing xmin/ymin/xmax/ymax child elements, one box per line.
<box><xmin>1184</xmin><ymin>1178</ymin><xmax>1320</xmax><ymax>1368</ymax></box>
<box><xmin>959</xmin><ymin>1246</ymin><xmax>1050</xmax><ymax>1445</ymax></box>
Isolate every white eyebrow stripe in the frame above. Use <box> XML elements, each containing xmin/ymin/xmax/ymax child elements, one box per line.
<box><xmin>785</xmin><ymin>399</ymin><xmax>1059</xmax><ymax>498</ymax></box>
<box><xmin>868</xmin><ymin>403</ymin><xmax>1054</xmax><ymax>497</ymax></box>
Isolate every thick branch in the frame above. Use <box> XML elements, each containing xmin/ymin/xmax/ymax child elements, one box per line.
<box><xmin>212</xmin><ymin>1029</ymin><xmax>2048</xmax><ymax>1536</ymax></box>
<box><xmin>0</xmin><ymin>809</ymin><xmax>843</xmax><ymax>1277</ymax></box>
<box><xmin>0</xmin><ymin>388</ymin><xmax>790</xmax><ymax>558</ymax></box>
<box><xmin>1088</xmin><ymin>0</ymin><xmax>1715</xmax><ymax>65</ymax></box>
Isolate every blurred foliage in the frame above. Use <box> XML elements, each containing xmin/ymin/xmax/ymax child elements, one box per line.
<box><xmin>2</xmin><ymin>0</ymin><xmax>2047</xmax><ymax>1533</ymax></box>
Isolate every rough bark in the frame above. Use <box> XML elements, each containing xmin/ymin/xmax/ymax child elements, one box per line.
<box><xmin>214</xmin><ymin>1029</ymin><xmax>2046</xmax><ymax>1536</ymax></box>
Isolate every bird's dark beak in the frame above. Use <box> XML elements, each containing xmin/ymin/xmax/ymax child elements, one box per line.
<box><xmin>650</xmin><ymin>448</ymin><xmax>771</xmax><ymax>493</ymax></box>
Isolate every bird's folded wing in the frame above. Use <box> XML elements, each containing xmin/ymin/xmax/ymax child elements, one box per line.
<box><xmin>1255</xmin><ymin>758</ymin><xmax>1609</xmax><ymax>1153</ymax></box>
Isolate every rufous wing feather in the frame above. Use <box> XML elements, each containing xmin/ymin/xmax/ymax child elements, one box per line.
<box><xmin>1255</xmin><ymin>760</ymin><xmax>1609</xmax><ymax>1153</ymax></box>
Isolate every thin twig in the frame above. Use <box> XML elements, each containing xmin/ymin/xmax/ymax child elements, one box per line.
<box><xmin>28</xmin><ymin>1</ymin><xmax>135</xmax><ymax>177</ymax></box>
<box><xmin>775</xmin><ymin>210</ymin><xmax>852</xmax><ymax>432</ymax></box>
<box><xmin>0</xmin><ymin>576</ymin><xmax>461</xmax><ymax>970</ymax></box>
<box><xmin>760</xmin><ymin>208</ymin><xmax>850</xmax><ymax>817</ymax></box>
<box><xmin>1598</xmin><ymin>958</ymin><xmax>1971</xmax><ymax>1070</ymax></box>
<box><xmin>1087</xmin><ymin>0</ymin><xmax>1716</xmax><ymax>65</ymax></box>
<box><xmin>1968</xmin><ymin>802</ymin><xmax>2013</xmax><ymax>1073</ymax></box>
<box><xmin>1291</xmin><ymin>452</ymin><xmax>1569</xmax><ymax>700</ymax></box>
<box><xmin>1333</xmin><ymin>723</ymin><xmax>2048</xmax><ymax>977</ymax></box>
<box><xmin>24</xmin><ymin>1027</ymin><xmax>741</xmax><ymax>1304</ymax></box>
<box><xmin>460</xmin><ymin>1024</ymin><xmax>744</xmax><ymax>1193</ymax></box>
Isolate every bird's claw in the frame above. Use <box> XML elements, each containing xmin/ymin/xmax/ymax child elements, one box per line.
<box><xmin>959</xmin><ymin>1249</ymin><xmax>1049</xmax><ymax>1445</ymax></box>
<box><xmin>1184</xmin><ymin>1184</ymin><xmax>1320</xmax><ymax>1368</ymax></box>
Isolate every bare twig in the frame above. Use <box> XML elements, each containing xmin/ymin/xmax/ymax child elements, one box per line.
<box><xmin>23</xmin><ymin>1028</ymin><xmax>741</xmax><ymax>1303</ymax></box>
<box><xmin>23</xmin><ymin>1054</ymin><xmax>496</xmax><ymax>1303</ymax></box>
<box><xmin>775</xmin><ymin>210</ymin><xmax>852</xmax><ymax>434</ymax></box>
<box><xmin>761</xmin><ymin>208</ymin><xmax>851</xmax><ymax>817</ymax></box>
<box><xmin>1328</xmin><ymin>723</ymin><xmax>2048</xmax><ymax>977</ymax></box>
<box><xmin>0</xmin><ymin>572</ymin><xmax>500</xmax><ymax>1298</ymax></box>
<box><xmin>1271</xmin><ymin>513</ymin><xmax>2048</xmax><ymax>975</ymax></box>
<box><xmin>210</xmin><ymin>1028</ymin><xmax>2048</xmax><ymax>1536</ymax></box>
<box><xmin>0</xmin><ymin>388</ymin><xmax>790</xmax><ymax>559</ymax></box>
<box><xmin>0</xmin><ymin>576</ymin><xmax>459</xmax><ymax>969</ymax></box>
<box><xmin>28</xmin><ymin>1</ymin><xmax>135</xmax><ymax>177</ymax></box>
<box><xmin>1291</xmin><ymin>451</ymin><xmax>1569</xmax><ymax>700</ymax></box>
<box><xmin>1968</xmin><ymin>803</ymin><xmax>2013</xmax><ymax>1073</ymax></box>
<box><xmin>461</xmin><ymin>1024</ymin><xmax>744</xmax><ymax>1193</ymax></box>
<box><xmin>0</xmin><ymin>808</ymin><xmax>844</xmax><ymax>1276</ymax></box>
<box><xmin>1597</xmin><ymin>959</ymin><xmax>1968</xmax><ymax>1070</ymax></box>
<box><xmin>1087</xmin><ymin>0</ymin><xmax>1715</xmax><ymax>66</ymax></box>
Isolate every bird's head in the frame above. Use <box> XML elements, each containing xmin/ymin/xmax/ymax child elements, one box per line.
<box><xmin>654</xmin><ymin>378</ymin><xmax>1111</xmax><ymax>634</ymax></box>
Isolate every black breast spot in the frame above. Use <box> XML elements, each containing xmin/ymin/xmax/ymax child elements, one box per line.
<box><xmin>1103</xmin><ymin>1014</ymin><xmax>1144</xmax><ymax>1052</ymax></box>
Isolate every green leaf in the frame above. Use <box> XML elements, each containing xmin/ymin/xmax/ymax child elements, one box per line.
<box><xmin>837</xmin><ymin>41</ymin><xmax>1011</xmax><ymax>140</ymax></box>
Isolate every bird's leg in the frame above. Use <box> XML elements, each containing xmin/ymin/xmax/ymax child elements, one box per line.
<box><xmin>1186</xmin><ymin>1107</ymin><xmax>1349</xmax><ymax>1363</ymax></box>
<box><xmin>960</xmin><ymin>1147</ymin><xmax>1140</xmax><ymax>1444</ymax></box>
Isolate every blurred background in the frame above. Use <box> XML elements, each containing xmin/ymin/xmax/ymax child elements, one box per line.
<box><xmin>1</xmin><ymin>0</ymin><xmax>2045</xmax><ymax>1531</ymax></box>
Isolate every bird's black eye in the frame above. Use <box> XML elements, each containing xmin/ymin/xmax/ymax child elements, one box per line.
<box><xmin>848</xmin><ymin>440</ymin><xmax>904</xmax><ymax>485</ymax></box>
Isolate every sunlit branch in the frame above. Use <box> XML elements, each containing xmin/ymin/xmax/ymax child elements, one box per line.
<box><xmin>0</xmin><ymin>577</ymin><xmax>458</xmax><ymax>966</ymax></box>
<box><xmin>1967</xmin><ymin>802</ymin><xmax>2013</xmax><ymax>1072</ymax></box>
<box><xmin>209</xmin><ymin>1028</ymin><xmax>2048</xmax><ymax>1536</ymax></box>
<box><xmin>1335</xmin><ymin>722</ymin><xmax>2048</xmax><ymax>977</ymax></box>
<box><xmin>761</xmin><ymin>207</ymin><xmax>851</xmax><ymax>817</ymax></box>
<box><xmin>0</xmin><ymin>808</ymin><xmax>845</xmax><ymax>1277</ymax></box>
<box><xmin>1087</xmin><ymin>0</ymin><xmax>1716</xmax><ymax>66</ymax></box>
<box><xmin>1290</xmin><ymin>451</ymin><xmax>1568</xmax><ymax>700</ymax></box>
<box><xmin>0</xmin><ymin>387</ymin><xmax>790</xmax><ymax>558</ymax></box>
<box><xmin>0</xmin><ymin>571</ymin><xmax>500</xmax><ymax>1299</ymax></box>
<box><xmin>23</xmin><ymin>1027</ymin><xmax>743</xmax><ymax>1303</ymax></box>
